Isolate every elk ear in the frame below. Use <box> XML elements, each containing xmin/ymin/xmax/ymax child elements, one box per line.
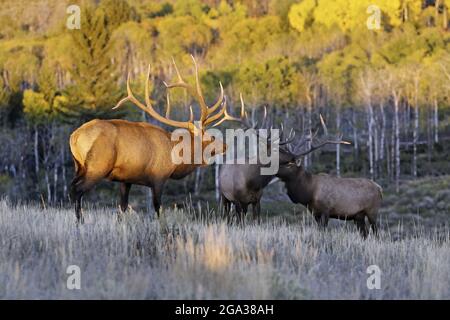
<box><xmin>295</xmin><ymin>158</ymin><xmax>302</xmax><ymax>167</ymax></box>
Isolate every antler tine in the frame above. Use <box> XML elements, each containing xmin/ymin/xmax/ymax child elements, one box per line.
<box><xmin>294</xmin><ymin>138</ymin><xmax>350</xmax><ymax>158</ymax></box>
<box><xmin>189</xmin><ymin>106</ymin><xmax>194</xmax><ymax>122</ymax></box>
<box><xmin>272</xmin><ymin>123</ymin><xmax>295</xmax><ymax>147</ymax></box>
<box><xmin>212</xmin><ymin>97</ymin><xmax>243</xmax><ymax>127</ymax></box>
<box><xmin>279</xmin><ymin>128</ymin><xmax>295</xmax><ymax>145</ymax></box>
<box><xmin>190</xmin><ymin>54</ymin><xmax>208</xmax><ymax>122</ymax></box>
<box><xmin>191</xmin><ymin>55</ymin><xmax>224</xmax><ymax>117</ymax></box>
<box><xmin>164</xmin><ymin>56</ymin><xmax>225</xmax><ymax>126</ymax></box>
<box><xmin>113</xmin><ymin>72</ymin><xmax>134</xmax><ymax>110</ymax></box>
<box><xmin>207</xmin><ymin>82</ymin><xmax>224</xmax><ymax>116</ymax></box>
<box><xmin>165</xmin><ymin>92</ymin><xmax>171</xmax><ymax>118</ymax></box>
<box><xmin>204</xmin><ymin>96</ymin><xmax>227</xmax><ymax>126</ymax></box>
<box><xmin>290</xmin><ymin>114</ymin><xmax>350</xmax><ymax>158</ymax></box>
<box><xmin>172</xmin><ymin>56</ymin><xmax>183</xmax><ymax>82</ymax></box>
<box><xmin>239</xmin><ymin>93</ymin><xmax>260</xmax><ymax>129</ymax></box>
<box><xmin>260</xmin><ymin>105</ymin><xmax>268</xmax><ymax>129</ymax></box>
<box><xmin>114</xmin><ymin>66</ymin><xmax>193</xmax><ymax>131</ymax></box>
<box><xmin>319</xmin><ymin>113</ymin><xmax>328</xmax><ymax>136</ymax></box>
<box><xmin>239</xmin><ymin>93</ymin><xmax>246</xmax><ymax>118</ymax></box>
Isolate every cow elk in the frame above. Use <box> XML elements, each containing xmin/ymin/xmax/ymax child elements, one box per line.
<box><xmin>276</xmin><ymin>118</ymin><xmax>382</xmax><ymax>238</ymax></box>
<box><xmin>69</xmin><ymin>56</ymin><xmax>229</xmax><ymax>223</ymax></box>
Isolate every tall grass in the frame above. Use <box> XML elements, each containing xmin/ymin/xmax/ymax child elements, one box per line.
<box><xmin>0</xmin><ymin>199</ymin><xmax>449</xmax><ymax>299</ymax></box>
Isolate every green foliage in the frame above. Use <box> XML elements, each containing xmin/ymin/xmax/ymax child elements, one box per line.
<box><xmin>23</xmin><ymin>90</ymin><xmax>51</xmax><ymax>123</ymax></box>
<box><xmin>0</xmin><ymin>77</ymin><xmax>11</xmax><ymax>126</ymax></box>
<box><xmin>99</xmin><ymin>0</ymin><xmax>138</xmax><ymax>29</ymax></box>
<box><xmin>157</xmin><ymin>15</ymin><xmax>213</xmax><ymax>57</ymax></box>
<box><xmin>213</xmin><ymin>15</ymin><xmax>283</xmax><ymax>65</ymax></box>
<box><xmin>318</xmin><ymin>44</ymin><xmax>369</xmax><ymax>106</ymax></box>
<box><xmin>173</xmin><ymin>0</ymin><xmax>209</xmax><ymax>19</ymax></box>
<box><xmin>22</xmin><ymin>65</ymin><xmax>62</xmax><ymax>124</ymax></box>
<box><xmin>59</xmin><ymin>5</ymin><xmax>124</xmax><ymax>124</ymax></box>
<box><xmin>236</xmin><ymin>57</ymin><xmax>297</xmax><ymax>107</ymax></box>
<box><xmin>289</xmin><ymin>0</ymin><xmax>424</xmax><ymax>33</ymax></box>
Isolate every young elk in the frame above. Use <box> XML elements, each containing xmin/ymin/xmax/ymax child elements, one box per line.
<box><xmin>276</xmin><ymin>118</ymin><xmax>382</xmax><ymax>237</ymax></box>
<box><xmin>218</xmin><ymin>96</ymin><xmax>294</xmax><ymax>224</ymax></box>
<box><xmin>69</xmin><ymin>56</ymin><xmax>229</xmax><ymax>223</ymax></box>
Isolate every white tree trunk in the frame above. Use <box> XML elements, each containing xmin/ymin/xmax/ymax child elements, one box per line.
<box><xmin>215</xmin><ymin>161</ymin><xmax>220</xmax><ymax>202</ymax></box>
<box><xmin>53</xmin><ymin>162</ymin><xmax>58</xmax><ymax>204</ymax></box>
<box><xmin>374</xmin><ymin>112</ymin><xmax>379</xmax><ymax>178</ymax></box>
<box><xmin>434</xmin><ymin>99</ymin><xmax>439</xmax><ymax>143</ymax></box>
<box><xmin>367</xmin><ymin>102</ymin><xmax>374</xmax><ymax>180</ymax></box>
<box><xmin>352</xmin><ymin>108</ymin><xmax>358</xmax><ymax>158</ymax></box>
<box><xmin>305</xmin><ymin>105</ymin><xmax>312</xmax><ymax>168</ymax></box>
<box><xmin>412</xmin><ymin>102</ymin><xmax>419</xmax><ymax>177</ymax></box>
<box><xmin>34</xmin><ymin>126</ymin><xmax>39</xmax><ymax>175</ymax></box>
<box><xmin>412</xmin><ymin>78</ymin><xmax>420</xmax><ymax>178</ymax></box>
<box><xmin>336</xmin><ymin>107</ymin><xmax>341</xmax><ymax>177</ymax></box>
<box><xmin>61</xmin><ymin>146</ymin><xmax>67</xmax><ymax>200</ymax></box>
<box><xmin>45</xmin><ymin>171</ymin><xmax>51</xmax><ymax>204</ymax></box>
<box><xmin>394</xmin><ymin>96</ymin><xmax>400</xmax><ymax>192</ymax></box>
<box><xmin>379</xmin><ymin>103</ymin><xmax>385</xmax><ymax>162</ymax></box>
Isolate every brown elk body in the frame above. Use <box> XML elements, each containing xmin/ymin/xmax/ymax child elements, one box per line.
<box><xmin>70</xmin><ymin>57</ymin><xmax>228</xmax><ymax>223</ymax></box>
<box><xmin>276</xmin><ymin>165</ymin><xmax>383</xmax><ymax>237</ymax></box>
<box><xmin>218</xmin><ymin>98</ymin><xmax>295</xmax><ymax>223</ymax></box>
<box><xmin>263</xmin><ymin>116</ymin><xmax>383</xmax><ymax>237</ymax></box>
<box><xmin>219</xmin><ymin>162</ymin><xmax>275</xmax><ymax>223</ymax></box>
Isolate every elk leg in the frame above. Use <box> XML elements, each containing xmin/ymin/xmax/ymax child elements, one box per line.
<box><xmin>241</xmin><ymin>204</ymin><xmax>248</xmax><ymax>226</ymax></box>
<box><xmin>235</xmin><ymin>202</ymin><xmax>244</xmax><ymax>225</ymax></box>
<box><xmin>70</xmin><ymin>177</ymin><xmax>92</xmax><ymax>225</ymax></box>
<box><xmin>74</xmin><ymin>191</ymin><xmax>84</xmax><ymax>224</ymax></box>
<box><xmin>314</xmin><ymin>213</ymin><xmax>328</xmax><ymax>229</ymax></box>
<box><xmin>355</xmin><ymin>215</ymin><xmax>368</xmax><ymax>238</ymax></box>
<box><xmin>252</xmin><ymin>202</ymin><xmax>261</xmax><ymax>224</ymax></box>
<box><xmin>70</xmin><ymin>177</ymin><xmax>84</xmax><ymax>224</ymax></box>
<box><xmin>319</xmin><ymin>213</ymin><xmax>329</xmax><ymax>228</ymax></box>
<box><xmin>367</xmin><ymin>213</ymin><xmax>378</xmax><ymax>237</ymax></box>
<box><xmin>151</xmin><ymin>183</ymin><xmax>164</xmax><ymax>218</ymax></box>
<box><xmin>222</xmin><ymin>196</ymin><xmax>232</xmax><ymax>224</ymax></box>
<box><xmin>119</xmin><ymin>183</ymin><xmax>132</xmax><ymax>212</ymax></box>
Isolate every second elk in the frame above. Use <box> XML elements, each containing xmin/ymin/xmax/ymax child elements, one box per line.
<box><xmin>276</xmin><ymin>116</ymin><xmax>382</xmax><ymax>238</ymax></box>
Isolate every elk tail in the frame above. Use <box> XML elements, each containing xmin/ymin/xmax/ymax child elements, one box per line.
<box><xmin>373</xmin><ymin>182</ymin><xmax>383</xmax><ymax>199</ymax></box>
<box><xmin>69</xmin><ymin>132</ymin><xmax>86</xmax><ymax>179</ymax></box>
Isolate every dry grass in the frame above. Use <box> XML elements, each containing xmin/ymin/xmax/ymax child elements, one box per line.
<box><xmin>0</xmin><ymin>199</ymin><xmax>449</xmax><ymax>299</ymax></box>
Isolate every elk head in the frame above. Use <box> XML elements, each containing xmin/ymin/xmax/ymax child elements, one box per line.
<box><xmin>277</xmin><ymin>114</ymin><xmax>350</xmax><ymax>177</ymax></box>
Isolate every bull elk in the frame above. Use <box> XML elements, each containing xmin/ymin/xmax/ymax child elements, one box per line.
<box><xmin>69</xmin><ymin>56</ymin><xmax>228</xmax><ymax>223</ymax></box>
<box><xmin>218</xmin><ymin>96</ymin><xmax>294</xmax><ymax>224</ymax></box>
<box><xmin>276</xmin><ymin>119</ymin><xmax>382</xmax><ymax>238</ymax></box>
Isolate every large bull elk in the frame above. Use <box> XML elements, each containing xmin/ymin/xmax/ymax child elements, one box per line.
<box><xmin>69</xmin><ymin>56</ymin><xmax>228</xmax><ymax>223</ymax></box>
<box><xmin>276</xmin><ymin>118</ymin><xmax>382</xmax><ymax>237</ymax></box>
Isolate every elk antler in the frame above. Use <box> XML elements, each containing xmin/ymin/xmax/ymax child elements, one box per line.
<box><xmin>212</xmin><ymin>93</ymin><xmax>265</xmax><ymax>129</ymax></box>
<box><xmin>114</xmin><ymin>65</ymin><xmax>195</xmax><ymax>131</ymax></box>
<box><xmin>163</xmin><ymin>55</ymin><xmax>225</xmax><ymax>127</ymax></box>
<box><xmin>114</xmin><ymin>56</ymin><xmax>228</xmax><ymax>132</ymax></box>
<box><xmin>285</xmin><ymin>114</ymin><xmax>350</xmax><ymax>158</ymax></box>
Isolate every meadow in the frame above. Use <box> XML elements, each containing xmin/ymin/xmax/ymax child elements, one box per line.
<box><xmin>1</xmin><ymin>177</ymin><xmax>449</xmax><ymax>299</ymax></box>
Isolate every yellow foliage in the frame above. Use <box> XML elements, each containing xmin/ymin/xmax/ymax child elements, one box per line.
<box><xmin>288</xmin><ymin>0</ymin><xmax>316</xmax><ymax>33</ymax></box>
<box><xmin>23</xmin><ymin>90</ymin><xmax>51</xmax><ymax>120</ymax></box>
<box><xmin>289</xmin><ymin>0</ymin><xmax>424</xmax><ymax>33</ymax></box>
